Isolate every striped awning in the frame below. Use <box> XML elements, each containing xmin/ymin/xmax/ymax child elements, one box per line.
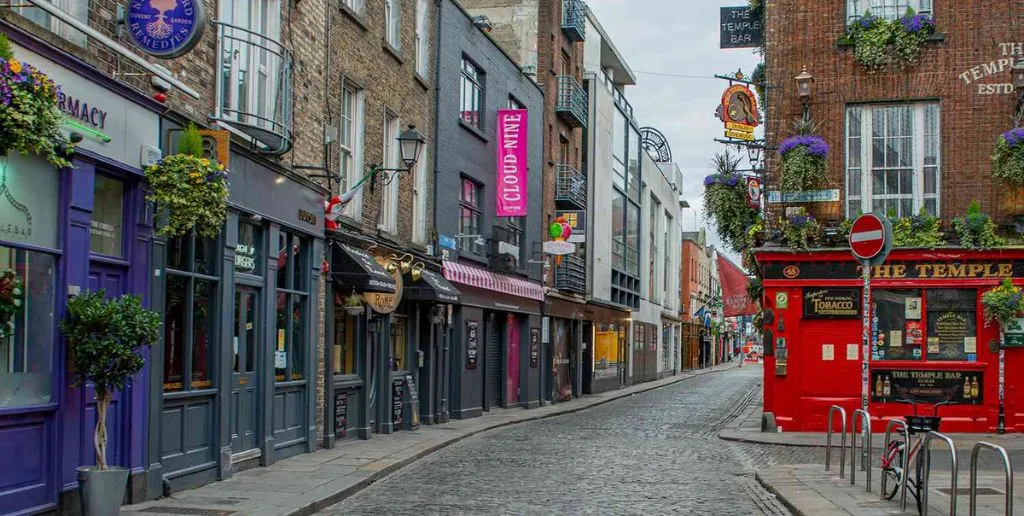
<box><xmin>442</xmin><ymin>260</ymin><xmax>545</xmax><ymax>301</ymax></box>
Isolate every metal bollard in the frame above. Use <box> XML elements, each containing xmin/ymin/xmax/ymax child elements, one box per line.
<box><xmin>921</xmin><ymin>431</ymin><xmax>958</xmax><ymax>516</ymax></box>
<box><xmin>850</xmin><ymin>409</ymin><xmax>872</xmax><ymax>491</ymax></box>
<box><xmin>880</xmin><ymin>419</ymin><xmax>910</xmax><ymax>512</ymax></box>
<box><xmin>825</xmin><ymin>405</ymin><xmax>847</xmax><ymax>478</ymax></box>
<box><xmin>969</xmin><ymin>442</ymin><xmax>1013</xmax><ymax>516</ymax></box>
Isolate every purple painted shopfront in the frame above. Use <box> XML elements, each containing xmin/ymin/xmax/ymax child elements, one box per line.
<box><xmin>0</xmin><ymin>27</ymin><xmax>161</xmax><ymax>515</ymax></box>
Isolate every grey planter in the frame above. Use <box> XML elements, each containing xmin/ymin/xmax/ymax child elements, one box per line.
<box><xmin>77</xmin><ymin>466</ymin><xmax>128</xmax><ymax>516</ymax></box>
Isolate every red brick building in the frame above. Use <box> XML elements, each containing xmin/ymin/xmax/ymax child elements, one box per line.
<box><xmin>758</xmin><ymin>0</ymin><xmax>1024</xmax><ymax>433</ymax></box>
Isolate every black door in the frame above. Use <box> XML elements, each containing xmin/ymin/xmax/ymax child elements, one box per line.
<box><xmin>485</xmin><ymin>315</ymin><xmax>503</xmax><ymax>410</ymax></box>
<box><xmin>582</xmin><ymin>322</ymin><xmax>593</xmax><ymax>394</ymax></box>
<box><xmin>230</xmin><ymin>286</ymin><xmax>260</xmax><ymax>455</ymax></box>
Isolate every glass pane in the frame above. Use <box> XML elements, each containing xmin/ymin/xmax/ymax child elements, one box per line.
<box><xmin>391</xmin><ymin>316</ymin><xmax>407</xmax><ymax>371</ymax></box>
<box><xmin>886</xmin><ymin>170</ymin><xmax>899</xmax><ymax>195</ymax></box>
<box><xmin>848</xmin><ymin>137</ymin><xmax>862</xmax><ymax>169</ymax></box>
<box><xmin>233</xmin><ymin>290</ymin><xmax>241</xmax><ymax>373</ymax></box>
<box><xmin>290</xmin><ymin>296</ymin><xmax>304</xmax><ymax>380</ymax></box>
<box><xmin>847</xmin><ymin>168</ymin><xmax>861</xmax><ymax>198</ymax></box>
<box><xmin>90</xmin><ymin>176</ymin><xmax>124</xmax><ymax>256</ymax></box>
<box><xmin>899</xmin><ymin>169</ymin><xmax>913</xmax><ymax>194</ymax></box>
<box><xmin>613</xmin><ymin>109</ymin><xmax>626</xmax><ymax>162</ymax></box>
<box><xmin>163</xmin><ymin>275</ymin><xmax>186</xmax><ymax>392</ymax></box>
<box><xmin>926</xmin><ymin>290</ymin><xmax>976</xmax><ymax>362</ymax></box>
<box><xmin>898</xmin><ymin>137</ymin><xmax>912</xmax><ymax>167</ymax></box>
<box><xmin>873</xmin><ymin>290</ymin><xmax>921</xmax><ymax>360</ymax></box>
<box><xmin>924</xmin><ymin>198</ymin><xmax>937</xmax><ymax>217</ymax></box>
<box><xmin>195</xmin><ymin>236</ymin><xmax>216</xmax><ymax>276</ymax></box>
<box><xmin>292</xmin><ymin>237</ymin><xmax>305</xmax><ymax>292</ymax></box>
<box><xmin>191</xmin><ymin>279</ymin><xmax>215</xmax><ymax>389</ymax></box>
<box><xmin>848</xmin><ymin>199</ymin><xmax>860</xmax><ymax>218</ymax></box>
<box><xmin>168</xmin><ymin>235</ymin><xmax>187</xmax><ymax>272</ymax></box>
<box><xmin>275</xmin><ymin>292</ymin><xmax>288</xmax><ymax>381</ymax></box>
<box><xmin>847</xmin><ymin>106</ymin><xmax>862</xmax><ymax>137</ymax></box>
<box><xmin>872</xmin><ymin>170</ymin><xmax>884</xmax><ymax>196</ymax></box>
<box><xmin>236</xmin><ymin>222</ymin><xmax>263</xmax><ymax>275</ymax></box>
<box><xmin>900</xmin><ymin>198</ymin><xmax>913</xmax><ymax>217</ymax></box>
<box><xmin>872</xmin><ymin>137</ymin><xmax>885</xmax><ymax>168</ymax></box>
<box><xmin>0</xmin><ymin>249</ymin><xmax>56</xmax><ymax>407</ymax></box>
<box><xmin>277</xmin><ymin>233</ymin><xmax>289</xmax><ymax>290</ymax></box>
<box><xmin>245</xmin><ymin>292</ymin><xmax>256</xmax><ymax>373</ymax></box>
<box><xmin>334</xmin><ymin>313</ymin><xmax>356</xmax><ymax>375</ymax></box>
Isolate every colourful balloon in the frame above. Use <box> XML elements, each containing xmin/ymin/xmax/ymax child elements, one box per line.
<box><xmin>560</xmin><ymin>224</ymin><xmax>572</xmax><ymax>239</ymax></box>
<box><xmin>549</xmin><ymin>222</ymin><xmax>562</xmax><ymax>239</ymax></box>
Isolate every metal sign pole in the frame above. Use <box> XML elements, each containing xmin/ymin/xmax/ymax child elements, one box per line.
<box><xmin>861</xmin><ymin>263</ymin><xmax>871</xmax><ymax>440</ymax></box>
<box><xmin>999</xmin><ymin>330</ymin><xmax>1006</xmax><ymax>434</ymax></box>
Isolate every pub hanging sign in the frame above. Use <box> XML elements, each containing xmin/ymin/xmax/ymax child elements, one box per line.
<box><xmin>803</xmin><ymin>288</ymin><xmax>860</xmax><ymax>319</ymax></box>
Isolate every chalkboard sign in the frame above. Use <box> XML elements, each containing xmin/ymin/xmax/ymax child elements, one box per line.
<box><xmin>392</xmin><ymin>378</ymin><xmax>404</xmax><ymax>425</ymax></box>
<box><xmin>466</xmin><ymin>320</ymin><xmax>479</xmax><ymax>369</ymax></box>
<box><xmin>529</xmin><ymin>328</ymin><xmax>540</xmax><ymax>368</ymax></box>
<box><xmin>720</xmin><ymin>6</ymin><xmax>763</xmax><ymax>49</ymax></box>
<box><xmin>402</xmin><ymin>374</ymin><xmax>420</xmax><ymax>430</ymax></box>
<box><xmin>334</xmin><ymin>391</ymin><xmax>348</xmax><ymax>439</ymax></box>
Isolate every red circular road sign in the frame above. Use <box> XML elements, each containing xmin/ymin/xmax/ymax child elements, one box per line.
<box><xmin>849</xmin><ymin>214</ymin><xmax>886</xmax><ymax>260</ymax></box>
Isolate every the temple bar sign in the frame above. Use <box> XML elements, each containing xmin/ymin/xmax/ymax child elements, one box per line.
<box><xmin>720</xmin><ymin>7</ymin><xmax>763</xmax><ymax>49</ymax></box>
<box><xmin>764</xmin><ymin>259</ymin><xmax>1024</xmax><ymax>280</ymax></box>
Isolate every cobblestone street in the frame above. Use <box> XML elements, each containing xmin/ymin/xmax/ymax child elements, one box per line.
<box><xmin>321</xmin><ymin>366</ymin><xmax>817</xmax><ymax>515</ymax></box>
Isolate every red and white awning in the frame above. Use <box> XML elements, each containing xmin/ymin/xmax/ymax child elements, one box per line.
<box><xmin>442</xmin><ymin>261</ymin><xmax>545</xmax><ymax>301</ymax></box>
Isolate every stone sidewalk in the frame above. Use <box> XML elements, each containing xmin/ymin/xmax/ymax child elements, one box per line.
<box><xmin>123</xmin><ymin>362</ymin><xmax>739</xmax><ymax>516</ymax></box>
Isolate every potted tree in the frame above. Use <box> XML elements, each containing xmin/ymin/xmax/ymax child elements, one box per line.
<box><xmin>62</xmin><ymin>290</ymin><xmax>160</xmax><ymax>515</ymax></box>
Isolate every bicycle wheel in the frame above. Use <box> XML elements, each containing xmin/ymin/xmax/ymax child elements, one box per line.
<box><xmin>881</xmin><ymin>440</ymin><xmax>904</xmax><ymax>500</ymax></box>
<box><xmin>914</xmin><ymin>447</ymin><xmax>928</xmax><ymax>515</ymax></box>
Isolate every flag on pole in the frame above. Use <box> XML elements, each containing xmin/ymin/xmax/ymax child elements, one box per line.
<box><xmin>717</xmin><ymin>254</ymin><xmax>758</xmax><ymax>317</ymax></box>
<box><xmin>325</xmin><ymin>169</ymin><xmax>377</xmax><ymax>230</ymax></box>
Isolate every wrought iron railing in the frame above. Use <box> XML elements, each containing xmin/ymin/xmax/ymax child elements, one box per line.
<box><xmin>555</xmin><ymin>164</ymin><xmax>587</xmax><ymax>209</ymax></box>
<box><xmin>556</xmin><ymin>75</ymin><xmax>588</xmax><ymax>128</ymax></box>
<box><xmin>554</xmin><ymin>254</ymin><xmax>586</xmax><ymax>295</ymax></box>
<box><xmin>213</xmin><ymin>20</ymin><xmax>293</xmax><ymax>155</ymax></box>
<box><xmin>561</xmin><ymin>0</ymin><xmax>586</xmax><ymax>42</ymax></box>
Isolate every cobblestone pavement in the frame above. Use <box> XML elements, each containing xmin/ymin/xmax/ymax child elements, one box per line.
<box><xmin>320</xmin><ymin>366</ymin><xmax>820</xmax><ymax>515</ymax></box>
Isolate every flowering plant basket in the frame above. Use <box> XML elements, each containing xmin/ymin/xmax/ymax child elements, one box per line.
<box><xmin>779</xmin><ymin>135</ymin><xmax>829</xmax><ymax>191</ymax></box>
<box><xmin>0</xmin><ymin>269</ymin><xmax>23</xmax><ymax>337</ymax></box>
<box><xmin>779</xmin><ymin>212</ymin><xmax>822</xmax><ymax>251</ymax></box>
<box><xmin>846</xmin><ymin>9</ymin><xmax>934</xmax><ymax>73</ymax></box>
<box><xmin>145</xmin><ymin>125</ymin><xmax>228</xmax><ymax>238</ymax></box>
<box><xmin>891</xmin><ymin>209</ymin><xmax>944</xmax><ymax>249</ymax></box>
<box><xmin>952</xmin><ymin>200</ymin><xmax>1004</xmax><ymax>250</ymax></box>
<box><xmin>991</xmin><ymin>127</ymin><xmax>1024</xmax><ymax>185</ymax></box>
<box><xmin>982</xmin><ymin>279</ymin><xmax>1024</xmax><ymax>328</ymax></box>
<box><xmin>703</xmin><ymin>172</ymin><xmax>757</xmax><ymax>253</ymax></box>
<box><xmin>0</xmin><ymin>35</ymin><xmax>72</xmax><ymax>169</ymax></box>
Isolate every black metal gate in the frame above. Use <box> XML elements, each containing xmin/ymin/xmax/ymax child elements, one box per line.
<box><xmin>485</xmin><ymin>316</ymin><xmax>503</xmax><ymax>410</ymax></box>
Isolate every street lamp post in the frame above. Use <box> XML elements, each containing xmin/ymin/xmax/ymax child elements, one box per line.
<box><xmin>370</xmin><ymin>125</ymin><xmax>427</xmax><ymax>193</ymax></box>
<box><xmin>794</xmin><ymin>67</ymin><xmax>814</xmax><ymax>121</ymax></box>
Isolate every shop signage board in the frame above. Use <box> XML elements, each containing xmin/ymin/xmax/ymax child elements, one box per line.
<box><xmin>745</xmin><ymin>177</ymin><xmax>761</xmax><ymax>209</ymax></box>
<box><xmin>465</xmin><ymin>320</ymin><xmax>479</xmax><ymax>369</ymax></box>
<box><xmin>334</xmin><ymin>391</ymin><xmax>348</xmax><ymax>439</ymax></box>
<box><xmin>529</xmin><ymin>327</ymin><xmax>540</xmax><ymax>367</ymax></box>
<box><xmin>555</xmin><ymin>210</ymin><xmax>586</xmax><ymax>243</ymax></box>
<box><xmin>764</xmin><ymin>259</ymin><xmax>1024</xmax><ymax>280</ymax></box>
<box><xmin>365</xmin><ymin>257</ymin><xmax>403</xmax><ymax>314</ymax></box>
<box><xmin>719</xmin><ymin>6</ymin><xmax>764</xmax><ymax>49</ymax></box>
<box><xmin>766</xmin><ymin>189</ymin><xmax>841</xmax><ymax>204</ymax></box>
<box><xmin>1004</xmin><ymin>318</ymin><xmax>1024</xmax><ymax>347</ymax></box>
<box><xmin>495</xmin><ymin>109</ymin><xmax>528</xmax><ymax>217</ymax></box>
<box><xmin>850</xmin><ymin>213</ymin><xmax>893</xmax><ymax>421</ymax></box>
<box><xmin>717</xmin><ymin>84</ymin><xmax>759</xmax><ymax>141</ymax></box>
<box><xmin>802</xmin><ymin>288</ymin><xmax>860</xmax><ymax>319</ymax></box>
<box><xmin>126</xmin><ymin>0</ymin><xmax>207</xmax><ymax>58</ymax></box>
<box><xmin>870</xmin><ymin>369</ymin><xmax>983</xmax><ymax>405</ymax></box>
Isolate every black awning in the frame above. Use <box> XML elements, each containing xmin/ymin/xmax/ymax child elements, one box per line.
<box><xmin>331</xmin><ymin>243</ymin><xmax>397</xmax><ymax>294</ymax></box>
<box><xmin>404</xmin><ymin>269</ymin><xmax>462</xmax><ymax>304</ymax></box>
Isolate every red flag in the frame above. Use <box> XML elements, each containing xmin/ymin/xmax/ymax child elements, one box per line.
<box><xmin>717</xmin><ymin>254</ymin><xmax>757</xmax><ymax>317</ymax></box>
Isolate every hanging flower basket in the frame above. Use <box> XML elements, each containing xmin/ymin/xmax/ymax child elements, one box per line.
<box><xmin>890</xmin><ymin>209</ymin><xmax>944</xmax><ymax>249</ymax></box>
<box><xmin>952</xmin><ymin>200</ymin><xmax>1005</xmax><ymax>250</ymax></box>
<box><xmin>982</xmin><ymin>279</ymin><xmax>1024</xmax><ymax>328</ymax></box>
<box><xmin>778</xmin><ymin>135</ymin><xmax>829</xmax><ymax>191</ymax></box>
<box><xmin>846</xmin><ymin>10</ymin><xmax>935</xmax><ymax>73</ymax></box>
<box><xmin>145</xmin><ymin>125</ymin><xmax>229</xmax><ymax>238</ymax></box>
<box><xmin>0</xmin><ymin>36</ymin><xmax>72</xmax><ymax>169</ymax></box>
<box><xmin>703</xmin><ymin>172</ymin><xmax>758</xmax><ymax>253</ymax></box>
<box><xmin>991</xmin><ymin>127</ymin><xmax>1024</xmax><ymax>185</ymax></box>
<box><xmin>0</xmin><ymin>269</ymin><xmax>23</xmax><ymax>338</ymax></box>
<box><xmin>778</xmin><ymin>212</ymin><xmax>822</xmax><ymax>251</ymax></box>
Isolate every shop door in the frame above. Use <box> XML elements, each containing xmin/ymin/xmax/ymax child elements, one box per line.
<box><xmin>582</xmin><ymin>322</ymin><xmax>593</xmax><ymax>394</ymax></box>
<box><xmin>81</xmin><ymin>264</ymin><xmax>128</xmax><ymax>468</ymax></box>
<box><xmin>506</xmin><ymin>315</ymin><xmax>520</xmax><ymax>407</ymax></box>
<box><xmin>230</xmin><ymin>286</ymin><xmax>260</xmax><ymax>455</ymax></box>
<box><xmin>485</xmin><ymin>316</ymin><xmax>503</xmax><ymax>410</ymax></box>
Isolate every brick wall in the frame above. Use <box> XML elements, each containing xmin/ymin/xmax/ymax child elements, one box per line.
<box><xmin>764</xmin><ymin>0</ymin><xmax>1024</xmax><ymax>224</ymax></box>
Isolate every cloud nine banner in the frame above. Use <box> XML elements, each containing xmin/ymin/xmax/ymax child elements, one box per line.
<box><xmin>496</xmin><ymin>109</ymin><xmax>528</xmax><ymax>217</ymax></box>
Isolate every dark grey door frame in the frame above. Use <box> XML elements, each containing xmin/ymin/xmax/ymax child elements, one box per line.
<box><xmin>230</xmin><ymin>283</ymin><xmax>261</xmax><ymax>456</ymax></box>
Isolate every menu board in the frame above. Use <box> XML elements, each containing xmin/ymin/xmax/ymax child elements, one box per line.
<box><xmin>529</xmin><ymin>328</ymin><xmax>540</xmax><ymax>367</ymax></box>
<box><xmin>403</xmin><ymin>374</ymin><xmax>420</xmax><ymax>430</ymax></box>
<box><xmin>466</xmin><ymin>321</ymin><xmax>479</xmax><ymax>369</ymax></box>
<box><xmin>871</xmin><ymin>369</ymin><xmax>982</xmax><ymax>404</ymax></box>
<box><xmin>392</xmin><ymin>378</ymin><xmax>405</xmax><ymax>425</ymax></box>
<box><xmin>926</xmin><ymin>311</ymin><xmax>975</xmax><ymax>360</ymax></box>
<box><xmin>334</xmin><ymin>391</ymin><xmax>348</xmax><ymax>439</ymax></box>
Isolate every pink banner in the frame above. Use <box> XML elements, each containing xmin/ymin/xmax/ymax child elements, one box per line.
<box><xmin>496</xmin><ymin>109</ymin><xmax>528</xmax><ymax>217</ymax></box>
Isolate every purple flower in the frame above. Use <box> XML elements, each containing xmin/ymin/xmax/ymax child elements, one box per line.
<box><xmin>899</xmin><ymin>13</ymin><xmax>934</xmax><ymax>34</ymax></box>
<box><xmin>856</xmin><ymin>14</ymin><xmax>878</xmax><ymax>29</ymax></box>
<box><xmin>788</xmin><ymin>214</ymin><xmax>815</xmax><ymax>228</ymax></box>
<box><xmin>1004</xmin><ymin>128</ymin><xmax>1024</xmax><ymax>148</ymax></box>
<box><xmin>704</xmin><ymin>173</ymin><xmax>741</xmax><ymax>187</ymax></box>
<box><xmin>778</xmin><ymin>135</ymin><xmax>830</xmax><ymax>158</ymax></box>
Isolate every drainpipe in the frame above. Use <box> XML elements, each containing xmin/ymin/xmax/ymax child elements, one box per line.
<box><xmin>431</xmin><ymin>0</ymin><xmax>443</xmax><ymax>254</ymax></box>
<box><xmin>432</xmin><ymin>0</ymin><xmax>446</xmax><ymax>420</ymax></box>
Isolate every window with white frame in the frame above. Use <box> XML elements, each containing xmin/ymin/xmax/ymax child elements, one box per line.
<box><xmin>846</xmin><ymin>0</ymin><xmax>932</xmax><ymax>22</ymax></box>
<box><xmin>845</xmin><ymin>103</ymin><xmax>940</xmax><ymax>219</ymax></box>
<box><xmin>385</xmin><ymin>0</ymin><xmax>402</xmax><ymax>50</ymax></box>
<box><xmin>412</xmin><ymin>147</ymin><xmax>429</xmax><ymax>244</ymax></box>
<box><xmin>343</xmin><ymin>0</ymin><xmax>365</xmax><ymax>15</ymax></box>
<box><xmin>218</xmin><ymin>0</ymin><xmax>283</xmax><ymax>136</ymax></box>
<box><xmin>380</xmin><ymin>112</ymin><xmax>400</xmax><ymax>233</ymax></box>
<box><xmin>460</xmin><ymin>58</ymin><xmax>483</xmax><ymax>129</ymax></box>
<box><xmin>663</xmin><ymin>211</ymin><xmax>672</xmax><ymax>305</ymax></box>
<box><xmin>339</xmin><ymin>82</ymin><xmax>365</xmax><ymax>218</ymax></box>
<box><xmin>15</xmin><ymin>0</ymin><xmax>87</xmax><ymax>46</ymax></box>
<box><xmin>415</xmin><ymin>0</ymin><xmax>429</xmax><ymax>78</ymax></box>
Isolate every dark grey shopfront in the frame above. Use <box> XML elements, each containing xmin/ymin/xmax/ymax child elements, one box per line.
<box><xmin>146</xmin><ymin>140</ymin><xmax>325</xmax><ymax>496</ymax></box>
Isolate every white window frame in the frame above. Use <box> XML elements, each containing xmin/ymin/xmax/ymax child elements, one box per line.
<box><xmin>844</xmin><ymin>102</ymin><xmax>941</xmax><ymax>219</ymax></box>
<box><xmin>16</xmin><ymin>0</ymin><xmax>88</xmax><ymax>46</ymax></box>
<box><xmin>218</xmin><ymin>0</ymin><xmax>283</xmax><ymax>135</ymax></box>
<box><xmin>846</xmin><ymin>0</ymin><xmax>932</xmax><ymax>23</ymax></box>
<box><xmin>380</xmin><ymin>112</ymin><xmax>400</xmax><ymax>233</ymax></box>
<box><xmin>339</xmin><ymin>82</ymin><xmax>366</xmax><ymax>220</ymax></box>
<box><xmin>344</xmin><ymin>0</ymin><xmax>365</xmax><ymax>15</ymax></box>
<box><xmin>412</xmin><ymin>147</ymin><xmax>429</xmax><ymax>244</ymax></box>
<box><xmin>385</xmin><ymin>0</ymin><xmax>402</xmax><ymax>50</ymax></box>
<box><xmin>414</xmin><ymin>0</ymin><xmax>429</xmax><ymax>78</ymax></box>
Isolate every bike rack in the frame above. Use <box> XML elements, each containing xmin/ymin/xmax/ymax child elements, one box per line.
<box><xmin>825</xmin><ymin>405</ymin><xmax>847</xmax><ymax>478</ymax></box>
<box><xmin>880</xmin><ymin>419</ymin><xmax>911</xmax><ymax>512</ymax></box>
<box><xmin>850</xmin><ymin>409</ymin><xmax>872</xmax><ymax>491</ymax></box>
<box><xmin>969</xmin><ymin>442</ymin><xmax>1013</xmax><ymax>516</ymax></box>
<box><xmin>921</xmin><ymin>431</ymin><xmax>958</xmax><ymax>516</ymax></box>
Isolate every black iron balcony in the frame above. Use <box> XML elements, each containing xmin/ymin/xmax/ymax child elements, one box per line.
<box><xmin>212</xmin><ymin>20</ymin><xmax>294</xmax><ymax>155</ymax></box>
<box><xmin>554</xmin><ymin>254</ymin><xmax>586</xmax><ymax>295</ymax></box>
<box><xmin>554</xmin><ymin>164</ymin><xmax>586</xmax><ymax>209</ymax></box>
<box><xmin>556</xmin><ymin>75</ymin><xmax>588</xmax><ymax>128</ymax></box>
<box><xmin>561</xmin><ymin>0</ymin><xmax>586</xmax><ymax>42</ymax></box>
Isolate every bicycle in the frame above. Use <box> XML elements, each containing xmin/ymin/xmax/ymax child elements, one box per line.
<box><xmin>879</xmin><ymin>399</ymin><xmax>952</xmax><ymax>514</ymax></box>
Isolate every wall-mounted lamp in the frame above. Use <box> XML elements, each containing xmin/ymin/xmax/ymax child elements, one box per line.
<box><xmin>368</xmin><ymin>125</ymin><xmax>426</xmax><ymax>194</ymax></box>
<box><xmin>794</xmin><ymin>67</ymin><xmax>814</xmax><ymax>121</ymax></box>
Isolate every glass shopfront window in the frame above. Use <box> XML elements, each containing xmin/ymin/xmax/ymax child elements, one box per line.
<box><xmin>0</xmin><ymin>248</ymin><xmax>56</xmax><ymax>408</ymax></box>
<box><xmin>873</xmin><ymin>289</ymin><xmax>921</xmax><ymax>361</ymax></box>
<box><xmin>593</xmin><ymin>323</ymin><xmax>625</xmax><ymax>380</ymax></box>
<box><xmin>90</xmin><ymin>175</ymin><xmax>124</xmax><ymax>256</ymax></box>
<box><xmin>333</xmin><ymin>312</ymin><xmax>357</xmax><ymax>375</ymax></box>
<box><xmin>873</xmin><ymin>288</ymin><xmax>977</xmax><ymax>362</ymax></box>
<box><xmin>391</xmin><ymin>315</ymin><xmax>408</xmax><ymax>372</ymax></box>
<box><xmin>235</xmin><ymin>222</ymin><xmax>262</xmax><ymax>275</ymax></box>
<box><xmin>275</xmin><ymin>231</ymin><xmax>308</xmax><ymax>382</ymax></box>
<box><xmin>163</xmin><ymin>233</ymin><xmax>219</xmax><ymax>392</ymax></box>
<box><xmin>925</xmin><ymin>289</ymin><xmax>976</xmax><ymax>362</ymax></box>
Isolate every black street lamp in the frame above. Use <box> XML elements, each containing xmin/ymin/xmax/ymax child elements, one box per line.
<box><xmin>370</xmin><ymin>124</ymin><xmax>426</xmax><ymax>193</ymax></box>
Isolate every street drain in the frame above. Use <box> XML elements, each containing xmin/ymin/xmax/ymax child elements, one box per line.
<box><xmin>936</xmin><ymin>487</ymin><xmax>1002</xmax><ymax>496</ymax></box>
<box><xmin>141</xmin><ymin>507</ymin><xmax>236</xmax><ymax>515</ymax></box>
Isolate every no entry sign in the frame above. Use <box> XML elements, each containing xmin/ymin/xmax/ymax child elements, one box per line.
<box><xmin>849</xmin><ymin>214</ymin><xmax>890</xmax><ymax>262</ymax></box>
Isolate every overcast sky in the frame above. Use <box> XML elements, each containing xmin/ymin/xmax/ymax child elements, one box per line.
<box><xmin>587</xmin><ymin>0</ymin><xmax>760</xmax><ymax>263</ymax></box>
